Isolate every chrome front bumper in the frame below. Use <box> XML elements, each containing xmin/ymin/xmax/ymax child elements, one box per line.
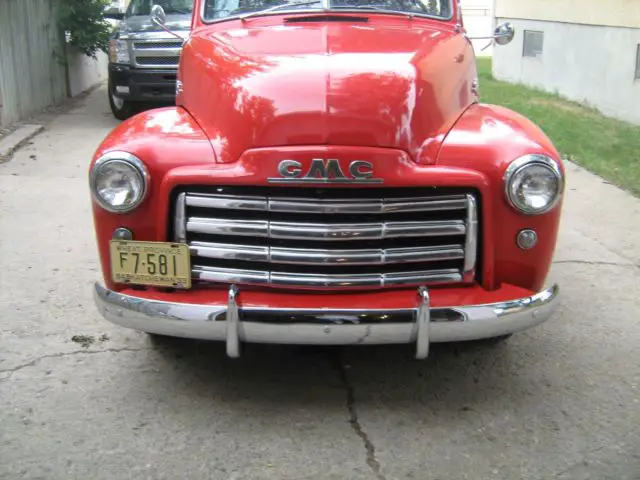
<box><xmin>94</xmin><ymin>283</ymin><xmax>559</xmax><ymax>359</ymax></box>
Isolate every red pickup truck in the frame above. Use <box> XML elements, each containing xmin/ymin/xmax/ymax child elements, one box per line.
<box><xmin>90</xmin><ymin>0</ymin><xmax>563</xmax><ymax>358</ymax></box>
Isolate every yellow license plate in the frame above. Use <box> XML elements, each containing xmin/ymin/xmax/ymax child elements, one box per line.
<box><xmin>110</xmin><ymin>240</ymin><xmax>191</xmax><ymax>288</ymax></box>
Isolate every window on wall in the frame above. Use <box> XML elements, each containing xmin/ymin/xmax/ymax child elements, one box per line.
<box><xmin>523</xmin><ymin>31</ymin><xmax>544</xmax><ymax>58</ymax></box>
<box><xmin>635</xmin><ymin>45</ymin><xmax>640</xmax><ymax>80</ymax></box>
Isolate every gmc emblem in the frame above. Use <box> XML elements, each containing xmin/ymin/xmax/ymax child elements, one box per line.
<box><xmin>268</xmin><ymin>159</ymin><xmax>383</xmax><ymax>184</ymax></box>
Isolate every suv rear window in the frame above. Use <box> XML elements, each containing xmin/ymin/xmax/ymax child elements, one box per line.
<box><xmin>126</xmin><ymin>0</ymin><xmax>194</xmax><ymax>17</ymax></box>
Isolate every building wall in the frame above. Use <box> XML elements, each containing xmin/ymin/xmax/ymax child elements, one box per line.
<box><xmin>108</xmin><ymin>0</ymin><xmax>130</xmax><ymax>9</ymax></box>
<box><xmin>492</xmin><ymin>18</ymin><xmax>640</xmax><ymax>125</ymax></box>
<box><xmin>461</xmin><ymin>0</ymin><xmax>494</xmax><ymax>56</ymax></box>
<box><xmin>495</xmin><ymin>0</ymin><xmax>640</xmax><ymax>29</ymax></box>
<box><xmin>492</xmin><ymin>0</ymin><xmax>640</xmax><ymax>125</ymax></box>
<box><xmin>67</xmin><ymin>49</ymin><xmax>109</xmax><ymax>98</ymax></box>
<box><xmin>0</xmin><ymin>0</ymin><xmax>68</xmax><ymax>126</ymax></box>
<box><xmin>0</xmin><ymin>0</ymin><xmax>110</xmax><ymax>126</ymax></box>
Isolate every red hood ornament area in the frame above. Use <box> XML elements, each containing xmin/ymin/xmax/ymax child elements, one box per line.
<box><xmin>90</xmin><ymin>0</ymin><xmax>561</xmax><ymax>359</ymax></box>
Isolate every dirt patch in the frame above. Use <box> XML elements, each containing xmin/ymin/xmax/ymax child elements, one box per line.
<box><xmin>0</xmin><ymin>125</ymin><xmax>45</xmax><ymax>163</ymax></box>
<box><xmin>528</xmin><ymin>97</ymin><xmax>593</xmax><ymax>115</ymax></box>
<box><xmin>71</xmin><ymin>335</ymin><xmax>95</xmax><ymax>348</ymax></box>
<box><xmin>70</xmin><ymin>334</ymin><xmax>110</xmax><ymax>348</ymax></box>
<box><xmin>0</xmin><ymin>124</ymin><xmax>19</xmax><ymax>140</ymax></box>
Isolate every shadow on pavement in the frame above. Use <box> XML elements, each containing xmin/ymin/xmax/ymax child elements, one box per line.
<box><xmin>138</xmin><ymin>335</ymin><xmax>532</xmax><ymax>414</ymax></box>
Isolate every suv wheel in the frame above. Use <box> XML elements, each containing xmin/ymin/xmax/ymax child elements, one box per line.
<box><xmin>108</xmin><ymin>79</ymin><xmax>136</xmax><ymax>120</ymax></box>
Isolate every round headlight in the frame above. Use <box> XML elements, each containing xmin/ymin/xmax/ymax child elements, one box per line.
<box><xmin>504</xmin><ymin>154</ymin><xmax>563</xmax><ymax>215</ymax></box>
<box><xmin>90</xmin><ymin>152</ymin><xmax>148</xmax><ymax>213</ymax></box>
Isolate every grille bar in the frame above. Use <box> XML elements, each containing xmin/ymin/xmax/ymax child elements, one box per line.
<box><xmin>187</xmin><ymin>217</ymin><xmax>466</xmax><ymax>241</ymax></box>
<box><xmin>134</xmin><ymin>47</ymin><xmax>182</xmax><ymax>57</ymax></box>
<box><xmin>136</xmin><ymin>56</ymin><xmax>180</xmax><ymax>66</ymax></box>
<box><xmin>188</xmin><ymin>218</ymin><xmax>268</xmax><ymax>238</ymax></box>
<box><xmin>193</xmin><ymin>266</ymin><xmax>463</xmax><ymax>288</ymax></box>
<box><xmin>134</xmin><ymin>41</ymin><xmax>183</xmax><ymax>50</ymax></box>
<box><xmin>176</xmin><ymin>188</ymin><xmax>479</xmax><ymax>290</ymax></box>
<box><xmin>464</xmin><ymin>195</ymin><xmax>478</xmax><ymax>273</ymax></box>
<box><xmin>185</xmin><ymin>193</ymin><xmax>468</xmax><ymax>214</ymax></box>
<box><xmin>190</xmin><ymin>241</ymin><xmax>464</xmax><ymax>265</ymax></box>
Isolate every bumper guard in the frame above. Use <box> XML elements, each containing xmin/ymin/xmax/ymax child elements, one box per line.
<box><xmin>94</xmin><ymin>284</ymin><xmax>559</xmax><ymax>359</ymax></box>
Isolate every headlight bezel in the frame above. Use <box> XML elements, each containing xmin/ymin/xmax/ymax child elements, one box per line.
<box><xmin>90</xmin><ymin>151</ymin><xmax>149</xmax><ymax>214</ymax></box>
<box><xmin>504</xmin><ymin>154</ymin><xmax>563</xmax><ymax>215</ymax></box>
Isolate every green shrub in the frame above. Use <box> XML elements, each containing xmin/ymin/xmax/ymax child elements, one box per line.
<box><xmin>57</xmin><ymin>0</ymin><xmax>112</xmax><ymax>58</ymax></box>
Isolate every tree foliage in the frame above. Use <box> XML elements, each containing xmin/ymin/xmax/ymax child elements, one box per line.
<box><xmin>56</xmin><ymin>0</ymin><xmax>112</xmax><ymax>58</ymax></box>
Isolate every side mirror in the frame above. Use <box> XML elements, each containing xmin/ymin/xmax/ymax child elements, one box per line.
<box><xmin>494</xmin><ymin>22</ymin><xmax>515</xmax><ymax>46</ymax></box>
<box><xmin>150</xmin><ymin>4</ymin><xmax>167</xmax><ymax>27</ymax></box>
<box><xmin>150</xmin><ymin>4</ymin><xmax>185</xmax><ymax>41</ymax></box>
<box><xmin>466</xmin><ymin>22</ymin><xmax>516</xmax><ymax>50</ymax></box>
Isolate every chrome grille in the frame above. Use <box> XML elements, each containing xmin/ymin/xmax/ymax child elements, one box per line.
<box><xmin>174</xmin><ymin>187</ymin><xmax>479</xmax><ymax>289</ymax></box>
<box><xmin>134</xmin><ymin>41</ymin><xmax>183</xmax><ymax>49</ymax></box>
<box><xmin>136</xmin><ymin>56</ymin><xmax>180</xmax><ymax>66</ymax></box>
<box><xmin>132</xmin><ymin>40</ymin><xmax>182</xmax><ymax>69</ymax></box>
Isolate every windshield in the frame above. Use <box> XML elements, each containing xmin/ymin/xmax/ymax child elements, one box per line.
<box><xmin>126</xmin><ymin>0</ymin><xmax>194</xmax><ymax>17</ymax></box>
<box><xmin>203</xmin><ymin>0</ymin><xmax>452</xmax><ymax>21</ymax></box>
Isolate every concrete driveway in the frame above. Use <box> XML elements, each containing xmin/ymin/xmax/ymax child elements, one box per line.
<box><xmin>1</xmin><ymin>87</ymin><xmax>639</xmax><ymax>480</ymax></box>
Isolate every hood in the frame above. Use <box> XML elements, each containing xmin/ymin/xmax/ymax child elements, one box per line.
<box><xmin>122</xmin><ymin>13</ymin><xmax>191</xmax><ymax>33</ymax></box>
<box><xmin>179</xmin><ymin>17</ymin><xmax>475</xmax><ymax>163</ymax></box>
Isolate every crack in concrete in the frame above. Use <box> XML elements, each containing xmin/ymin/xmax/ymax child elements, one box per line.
<box><xmin>330</xmin><ymin>349</ymin><xmax>386</xmax><ymax>480</ymax></box>
<box><xmin>0</xmin><ymin>347</ymin><xmax>146</xmax><ymax>380</ymax></box>
<box><xmin>552</xmin><ymin>445</ymin><xmax>606</xmax><ymax>478</ymax></box>
<box><xmin>552</xmin><ymin>260</ymin><xmax>637</xmax><ymax>268</ymax></box>
<box><xmin>572</xmin><ymin>229</ymin><xmax>640</xmax><ymax>270</ymax></box>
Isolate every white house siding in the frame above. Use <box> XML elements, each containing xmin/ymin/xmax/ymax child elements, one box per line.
<box><xmin>492</xmin><ymin>0</ymin><xmax>640</xmax><ymax>125</ymax></box>
<box><xmin>492</xmin><ymin>19</ymin><xmax>640</xmax><ymax>125</ymax></box>
<box><xmin>494</xmin><ymin>0</ymin><xmax>639</xmax><ymax>29</ymax></box>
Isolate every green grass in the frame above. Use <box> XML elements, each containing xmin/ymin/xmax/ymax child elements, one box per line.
<box><xmin>476</xmin><ymin>57</ymin><xmax>640</xmax><ymax>196</ymax></box>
